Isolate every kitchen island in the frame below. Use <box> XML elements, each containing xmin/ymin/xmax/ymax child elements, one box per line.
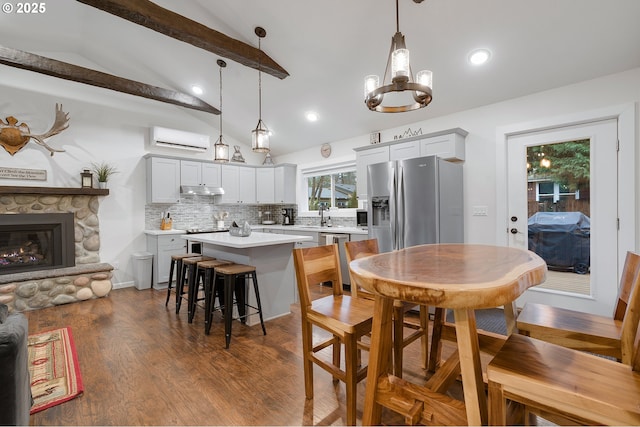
<box><xmin>181</xmin><ymin>231</ymin><xmax>313</xmax><ymax>326</ymax></box>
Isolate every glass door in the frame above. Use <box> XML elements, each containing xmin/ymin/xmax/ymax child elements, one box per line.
<box><xmin>507</xmin><ymin>119</ymin><xmax>618</xmax><ymax>315</ymax></box>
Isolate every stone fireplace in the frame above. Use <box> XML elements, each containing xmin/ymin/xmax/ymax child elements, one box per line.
<box><xmin>0</xmin><ymin>186</ymin><xmax>113</xmax><ymax>312</ymax></box>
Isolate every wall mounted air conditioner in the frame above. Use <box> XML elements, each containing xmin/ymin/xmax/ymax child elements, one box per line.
<box><xmin>150</xmin><ymin>126</ymin><xmax>210</xmax><ymax>152</ymax></box>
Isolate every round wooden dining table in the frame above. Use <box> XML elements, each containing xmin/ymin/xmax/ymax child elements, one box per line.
<box><xmin>349</xmin><ymin>243</ymin><xmax>547</xmax><ymax>426</ymax></box>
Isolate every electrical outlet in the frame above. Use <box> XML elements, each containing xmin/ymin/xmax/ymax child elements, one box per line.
<box><xmin>472</xmin><ymin>206</ymin><xmax>488</xmax><ymax>216</ymax></box>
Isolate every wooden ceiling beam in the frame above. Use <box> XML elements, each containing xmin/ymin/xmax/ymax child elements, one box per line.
<box><xmin>76</xmin><ymin>0</ymin><xmax>290</xmax><ymax>80</ymax></box>
<box><xmin>0</xmin><ymin>46</ymin><xmax>220</xmax><ymax>115</ymax></box>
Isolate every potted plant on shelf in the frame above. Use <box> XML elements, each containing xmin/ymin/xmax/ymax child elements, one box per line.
<box><xmin>91</xmin><ymin>161</ymin><xmax>118</xmax><ymax>189</ymax></box>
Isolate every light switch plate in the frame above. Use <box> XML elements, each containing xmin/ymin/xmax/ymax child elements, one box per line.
<box><xmin>472</xmin><ymin>206</ymin><xmax>488</xmax><ymax>216</ymax></box>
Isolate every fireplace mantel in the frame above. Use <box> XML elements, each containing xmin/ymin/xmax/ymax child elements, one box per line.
<box><xmin>0</xmin><ymin>186</ymin><xmax>109</xmax><ymax>196</ymax></box>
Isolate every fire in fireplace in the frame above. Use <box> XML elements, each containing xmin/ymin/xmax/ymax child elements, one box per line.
<box><xmin>0</xmin><ymin>213</ymin><xmax>75</xmax><ymax>274</ymax></box>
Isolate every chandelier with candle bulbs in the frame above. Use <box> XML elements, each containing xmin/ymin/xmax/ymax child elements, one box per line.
<box><xmin>364</xmin><ymin>0</ymin><xmax>433</xmax><ymax>113</ymax></box>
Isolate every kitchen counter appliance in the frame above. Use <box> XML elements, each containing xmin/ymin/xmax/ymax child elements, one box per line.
<box><xmin>281</xmin><ymin>208</ymin><xmax>294</xmax><ymax>225</ymax></box>
<box><xmin>186</xmin><ymin>228</ymin><xmax>229</xmax><ymax>253</ymax></box>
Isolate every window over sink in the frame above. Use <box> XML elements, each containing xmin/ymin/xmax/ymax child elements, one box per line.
<box><xmin>301</xmin><ymin>162</ymin><xmax>358</xmax><ymax>213</ymax></box>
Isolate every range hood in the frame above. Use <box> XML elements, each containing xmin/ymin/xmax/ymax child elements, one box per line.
<box><xmin>180</xmin><ymin>185</ymin><xmax>225</xmax><ymax>196</ymax></box>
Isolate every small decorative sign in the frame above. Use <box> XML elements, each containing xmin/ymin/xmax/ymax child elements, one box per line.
<box><xmin>370</xmin><ymin>131</ymin><xmax>381</xmax><ymax>145</ymax></box>
<box><xmin>0</xmin><ymin>167</ymin><xmax>47</xmax><ymax>181</ymax></box>
<box><xmin>393</xmin><ymin>127</ymin><xmax>423</xmax><ymax>140</ymax></box>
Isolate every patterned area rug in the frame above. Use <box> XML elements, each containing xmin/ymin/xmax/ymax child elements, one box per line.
<box><xmin>28</xmin><ymin>327</ymin><xmax>84</xmax><ymax>414</ymax></box>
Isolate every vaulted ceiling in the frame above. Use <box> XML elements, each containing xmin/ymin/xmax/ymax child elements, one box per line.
<box><xmin>2</xmin><ymin>0</ymin><xmax>640</xmax><ymax>156</ymax></box>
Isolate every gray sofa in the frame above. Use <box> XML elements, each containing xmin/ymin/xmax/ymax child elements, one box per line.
<box><xmin>0</xmin><ymin>304</ymin><xmax>32</xmax><ymax>425</ymax></box>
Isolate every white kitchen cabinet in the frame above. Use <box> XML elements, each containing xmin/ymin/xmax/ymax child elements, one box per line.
<box><xmin>390</xmin><ymin>140</ymin><xmax>421</xmax><ymax>161</ymax></box>
<box><xmin>221</xmin><ymin>164</ymin><xmax>256</xmax><ymax>204</ymax></box>
<box><xmin>180</xmin><ymin>160</ymin><xmax>222</xmax><ymax>187</ymax></box>
<box><xmin>274</xmin><ymin>164</ymin><xmax>296</xmax><ymax>204</ymax></box>
<box><xmin>202</xmin><ymin>163</ymin><xmax>222</xmax><ymax>187</ymax></box>
<box><xmin>146</xmin><ymin>233</ymin><xmax>187</xmax><ymax>288</ymax></box>
<box><xmin>220</xmin><ymin>165</ymin><xmax>239</xmax><ymax>203</ymax></box>
<box><xmin>419</xmin><ymin>132</ymin><xmax>466</xmax><ymax>161</ymax></box>
<box><xmin>284</xmin><ymin>229</ymin><xmax>319</xmax><ymax>249</ymax></box>
<box><xmin>239</xmin><ymin>167</ymin><xmax>256</xmax><ymax>203</ymax></box>
<box><xmin>255</xmin><ymin>167</ymin><xmax>275</xmax><ymax>204</ymax></box>
<box><xmin>355</xmin><ymin>145</ymin><xmax>389</xmax><ymax>200</ymax></box>
<box><xmin>146</xmin><ymin>156</ymin><xmax>181</xmax><ymax>204</ymax></box>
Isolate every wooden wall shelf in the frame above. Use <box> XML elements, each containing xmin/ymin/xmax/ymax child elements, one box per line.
<box><xmin>0</xmin><ymin>186</ymin><xmax>109</xmax><ymax>196</ymax></box>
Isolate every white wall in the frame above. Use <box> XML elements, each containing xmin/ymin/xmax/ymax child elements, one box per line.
<box><xmin>277</xmin><ymin>67</ymin><xmax>640</xmax><ymax>248</ymax></box>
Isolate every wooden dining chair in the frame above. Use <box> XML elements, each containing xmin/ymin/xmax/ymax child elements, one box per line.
<box><xmin>344</xmin><ymin>238</ymin><xmax>430</xmax><ymax>377</ymax></box>
<box><xmin>487</xmin><ymin>261</ymin><xmax>640</xmax><ymax>425</ymax></box>
<box><xmin>488</xmin><ymin>318</ymin><xmax>640</xmax><ymax>424</ymax></box>
<box><xmin>292</xmin><ymin>244</ymin><xmax>375</xmax><ymax>426</ymax></box>
<box><xmin>517</xmin><ymin>251</ymin><xmax>640</xmax><ymax>364</ymax></box>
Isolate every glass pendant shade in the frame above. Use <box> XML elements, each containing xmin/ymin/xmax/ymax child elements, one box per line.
<box><xmin>416</xmin><ymin>69</ymin><xmax>433</xmax><ymax>89</ymax></box>
<box><xmin>364</xmin><ymin>75</ymin><xmax>379</xmax><ymax>99</ymax></box>
<box><xmin>214</xmin><ymin>137</ymin><xmax>229</xmax><ymax>163</ymax></box>
<box><xmin>252</xmin><ymin>120</ymin><xmax>270</xmax><ymax>153</ymax></box>
<box><xmin>391</xmin><ymin>48</ymin><xmax>410</xmax><ymax>80</ymax></box>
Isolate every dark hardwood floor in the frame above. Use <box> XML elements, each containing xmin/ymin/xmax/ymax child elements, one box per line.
<box><xmin>25</xmin><ymin>286</ymin><xmax>448</xmax><ymax>426</ymax></box>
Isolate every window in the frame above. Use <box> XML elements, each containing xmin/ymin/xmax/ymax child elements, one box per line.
<box><xmin>303</xmin><ymin>164</ymin><xmax>357</xmax><ymax>211</ymax></box>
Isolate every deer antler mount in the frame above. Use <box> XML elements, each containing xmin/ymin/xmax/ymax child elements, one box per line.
<box><xmin>0</xmin><ymin>104</ymin><xmax>69</xmax><ymax>156</ymax></box>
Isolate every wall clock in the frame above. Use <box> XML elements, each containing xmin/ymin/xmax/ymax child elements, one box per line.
<box><xmin>321</xmin><ymin>143</ymin><xmax>332</xmax><ymax>158</ymax></box>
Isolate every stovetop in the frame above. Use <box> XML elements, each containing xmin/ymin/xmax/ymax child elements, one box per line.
<box><xmin>185</xmin><ymin>228</ymin><xmax>229</xmax><ymax>234</ymax></box>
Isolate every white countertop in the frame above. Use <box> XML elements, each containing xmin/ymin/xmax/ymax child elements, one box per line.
<box><xmin>255</xmin><ymin>224</ymin><xmax>368</xmax><ymax>235</ymax></box>
<box><xmin>181</xmin><ymin>231</ymin><xmax>312</xmax><ymax>249</ymax></box>
<box><xmin>144</xmin><ymin>229</ymin><xmax>187</xmax><ymax>236</ymax></box>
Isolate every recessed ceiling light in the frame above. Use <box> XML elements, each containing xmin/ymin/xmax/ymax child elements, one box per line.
<box><xmin>305</xmin><ymin>111</ymin><xmax>318</xmax><ymax>122</ymax></box>
<box><xmin>191</xmin><ymin>85</ymin><xmax>204</xmax><ymax>95</ymax></box>
<box><xmin>468</xmin><ymin>49</ymin><xmax>491</xmax><ymax>66</ymax></box>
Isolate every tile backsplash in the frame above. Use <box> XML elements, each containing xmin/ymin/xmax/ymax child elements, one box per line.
<box><xmin>145</xmin><ymin>199</ymin><xmax>356</xmax><ymax>230</ymax></box>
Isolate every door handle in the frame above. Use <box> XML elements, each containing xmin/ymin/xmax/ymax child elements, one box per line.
<box><xmin>510</xmin><ymin>228</ymin><xmax>522</xmax><ymax>234</ymax></box>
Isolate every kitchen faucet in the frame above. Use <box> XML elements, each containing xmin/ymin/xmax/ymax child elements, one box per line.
<box><xmin>319</xmin><ymin>206</ymin><xmax>327</xmax><ymax>227</ymax></box>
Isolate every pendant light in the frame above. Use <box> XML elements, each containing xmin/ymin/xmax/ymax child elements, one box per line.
<box><xmin>213</xmin><ymin>59</ymin><xmax>229</xmax><ymax>162</ymax></box>
<box><xmin>364</xmin><ymin>0</ymin><xmax>433</xmax><ymax>113</ymax></box>
<box><xmin>251</xmin><ymin>26</ymin><xmax>270</xmax><ymax>153</ymax></box>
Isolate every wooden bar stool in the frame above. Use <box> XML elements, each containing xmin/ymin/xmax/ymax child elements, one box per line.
<box><xmin>165</xmin><ymin>253</ymin><xmax>201</xmax><ymax>311</ymax></box>
<box><xmin>196</xmin><ymin>259</ymin><xmax>234</xmax><ymax>333</ymax></box>
<box><xmin>208</xmin><ymin>263</ymin><xmax>266</xmax><ymax>348</ymax></box>
<box><xmin>180</xmin><ymin>255</ymin><xmax>215</xmax><ymax>322</ymax></box>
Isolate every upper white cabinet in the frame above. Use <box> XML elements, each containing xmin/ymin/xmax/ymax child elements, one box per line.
<box><xmin>419</xmin><ymin>132</ymin><xmax>466</xmax><ymax>161</ymax></box>
<box><xmin>146</xmin><ymin>156</ymin><xmax>181</xmax><ymax>204</ymax></box>
<box><xmin>221</xmin><ymin>164</ymin><xmax>256</xmax><ymax>204</ymax></box>
<box><xmin>274</xmin><ymin>164</ymin><xmax>296</xmax><ymax>204</ymax></box>
<box><xmin>355</xmin><ymin>146</ymin><xmax>389</xmax><ymax>200</ymax></box>
<box><xmin>389</xmin><ymin>140</ymin><xmax>420</xmax><ymax>161</ymax></box>
<box><xmin>180</xmin><ymin>160</ymin><xmax>221</xmax><ymax>187</ymax></box>
<box><xmin>354</xmin><ymin>128</ymin><xmax>467</xmax><ymax>200</ymax></box>
<box><xmin>255</xmin><ymin>167</ymin><xmax>275</xmax><ymax>204</ymax></box>
<box><xmin>238</xmin><ymin>167</ymin><xmax>256</xmax><ymax>204</ymax></box>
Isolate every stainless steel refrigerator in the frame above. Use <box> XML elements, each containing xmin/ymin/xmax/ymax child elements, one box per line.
<box><xmin>367</xmin><ymin>155</ymin><xmax>463</xmax><ymax>253</ymax></box>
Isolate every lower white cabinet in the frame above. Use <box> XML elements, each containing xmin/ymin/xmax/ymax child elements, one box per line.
<box><xmin>146</xmin><ymin>234</ymin><xmax>187</xmax><ymax>288</ymax></box>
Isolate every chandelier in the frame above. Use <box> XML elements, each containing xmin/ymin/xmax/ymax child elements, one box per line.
<box><xmin>251</xmin><ymin>26</ymin><xmax>270</xmax><ymax>153</ymax></box>
<box><xmin>213</xmin><ymin>59</ymin><xmax>230</xmax><ymax>162</ymax></box>
<box><xmin>364</xmin><ymin>0</ymin><xmax>433</xmax><ymax>113</ymax></box>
